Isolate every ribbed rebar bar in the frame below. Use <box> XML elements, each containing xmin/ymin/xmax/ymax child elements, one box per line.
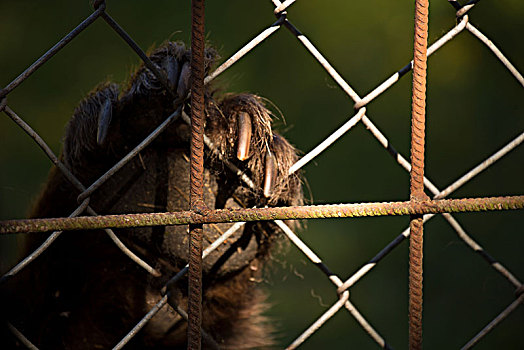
<box><xmin>1</xmin><ymin>2</ymin><xmax>523</xmax><ymax>349</ymax></box>
<box><xmin>2</xmin><ymin>195</ymin><xmax>522</xmax><ymax>235</ymax></box>
<box><xmin>409</xmin><ymin>0</ymin><xmax>429</xmax><ymax>349</ymax></box>
<box><xmin>188</xmin><ymin>1</ymin><xmax>206</xmax><ymax>348</ymax></box>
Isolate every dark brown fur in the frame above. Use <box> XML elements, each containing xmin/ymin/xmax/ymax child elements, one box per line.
<box><xmin>1</xmin><ymin>42</ymin><xmax>302</xmax><ymax>349</ymax></box>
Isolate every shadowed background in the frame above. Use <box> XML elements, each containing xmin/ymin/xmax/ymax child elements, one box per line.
<box><xmin>1</xmin><ymin>1</ymin><xmax>523</xmax><ymax>348</ymax></box>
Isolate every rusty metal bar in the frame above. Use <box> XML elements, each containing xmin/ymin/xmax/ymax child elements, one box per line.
<box><xmin>114</xmin><ymin>224</ymin><xmax>245</xmax><ymax>350</ymax></box>
<box><xmin>188</xmin><ymin>0</ymin><xmax>207</xmax><ymax>348</ymax></box>
<box><xmin>1</xmin><ymin>195</ymin><xmax>522</xmax><ymax>235</ymax></box>
<box><xmin>189</xmin><ymin>97</ymin><xmax>389</xmax><ymax>347</ymax></box>
<box><xmin>171</xmin><ymin>304</ymin><xmax>220</xmax><ymax>350</ymax></box>
<box><xmin>1</xmin><ymin>2</ymin><xmax>522</xmax><ymax>348</ymax></box>
<box><xmin>356</xmin><ymin>117</ymin><xmax>524</xmax><ymax>292</ymax></box>
<box><xmin>409</xmin><ymin>0</ymin><xmax>429</xmax><ymax>348</ymax></box>
<box><xmin>165</xmin><ymin>222</ymin><xmax>245</xmax><ymax>289</ymax></box>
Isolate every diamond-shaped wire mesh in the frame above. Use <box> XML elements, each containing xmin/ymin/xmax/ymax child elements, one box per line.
<box><xmin>0</xmin><ymin>0</ymin><xmax>522</xmax><ymax>349</ymax></box>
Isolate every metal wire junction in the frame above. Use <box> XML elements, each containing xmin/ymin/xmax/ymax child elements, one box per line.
<box><xmin>1</xmin><ymin>0</ymin><xmax>523</xmax><ymax>349</ymax></box>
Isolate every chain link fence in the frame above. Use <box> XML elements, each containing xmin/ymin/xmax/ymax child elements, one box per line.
<box><xmin>1</xmin><ymin>0</ymin><xmax>523</xmax><ymax>348</ymax></box>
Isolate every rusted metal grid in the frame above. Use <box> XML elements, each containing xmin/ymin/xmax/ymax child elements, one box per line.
<box><xmin>0</xmin><ymin>0</ymin><xmax>523</xmax><ymax>348</ymax></box>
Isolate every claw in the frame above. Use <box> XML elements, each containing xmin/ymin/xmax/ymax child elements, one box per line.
<box><xmin>263</xmin><ymin>151</ymin><xmax>277</xmax><ymax>198</ymax></box>
<box><xmin>236</xmin><ymin>112</ymin><xmax>252</xmax><ymax>161</ymax></box>
<box><xmin>176</xmin><ymin>61</ymin><xmax>191</xmax><ymax>103</ymax></box>
<box><xmin>97</xmin><ymin>98</ymin><xmax>112</xmax><ymax>145</ymax></box>
<box><xmin>165</xmin><ymin>54</ymin><xmax>180</xmax><ymax>92</ymax></box>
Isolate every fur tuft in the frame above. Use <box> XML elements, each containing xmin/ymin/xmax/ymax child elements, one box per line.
<box><xmin>2</xmin><ymin>41</ymin><xmax>303</xmax><ymax>349</ymax></box>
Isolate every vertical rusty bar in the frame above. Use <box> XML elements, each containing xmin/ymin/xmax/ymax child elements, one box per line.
<box><xmin>188</xmin><ymin>0</ymin><xmax>206</xmax><ymax>349</ymax></box>
<box><xmin>409</xmin><ymin>0</ymin><xmax>429</xmax><ymax>349</ymax></box>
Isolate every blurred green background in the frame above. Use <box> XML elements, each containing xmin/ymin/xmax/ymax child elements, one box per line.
<box><xmin>1</xmin><ymin>0</ymin><xmax>523</xmax><ymax>348</ymax></box>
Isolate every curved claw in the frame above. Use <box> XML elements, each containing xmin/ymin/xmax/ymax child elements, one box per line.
<box><xmin>176</xmin><ymin>61</ymin><xmax>191</xmax><ymax>103</ymax></box>
<box><xmin>237</xmin><ymin>111</ymin><xmax>252</xmax><ymax>161</ymax></box>
<box><xmin>263</xmin><ymin>151</ymin><xmax>277</xmax><ymax>198</ymax></box>
<box><xmin>165</xmin><ymin>54</ymin><xmax>180</xmax><ymax>92</ymax></box>
<box><xmin>97</xmin><ymin>98</ymin><xmax>113</xmax><ymax>145</ymax></box>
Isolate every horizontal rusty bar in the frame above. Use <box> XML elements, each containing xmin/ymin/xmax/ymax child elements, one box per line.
<box><xmin>1</xmin><ymin>195</ymin><xmax>522</xmax><ymax>235</ymax></box>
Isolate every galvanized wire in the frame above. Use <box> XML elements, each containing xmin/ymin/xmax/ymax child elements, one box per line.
<box><xmin>461</xmin><ymin>293</ymin><xmax>524</xmax><ymax>350</ymax></box>
<box><xmin>6</xmin><ymin>323</ymin><xmax>38</xmax><ymax>350</ymax></box>
<box><xmin>99</xmin><ymin>11</ymin><xmax>171</xmax><ymax>92</ymax></box>
<box><xmin>275</xmin><ymin>220</ymin><xmax>390</xmax><ymax>348</ymax></box>
<box><xmin>113</xmin><ymin>295</ymin><xmax>169</xmax><ymax>350</ymax></box>
<box><xmin>0</xmin><ymin>198</ymin><xmax>90</xmax><ymax>286</ymax></box>
<box><xmin>286</xmin><ymin>291</ymin><xmax>350</xmax><ymax>350</ymax></box>
<box><xmin>274</xmin><ymin>1</ymin><xmax>523</xmax><ymax>347</ymax></box>
<box><xmin>0</xmin><ymin>6</ymin><xmax>105</xmax><ymax>99</ymax></box>
<box><xmin>465</xmin><ymin>22</ymin><xmax>524</xmax><ymax>87</ymax></box>
<box><xmin>1</xmin><ymin>105</ymin><xmax>160</xmax><ymax>277</ymax></box>
<box><xmin>355</xmin><ymin>15</ymin><xmax>469</xmax><ymax>110</ymax></box>
<box><xmin>77</xmin><ymin>107</ymin><xmax>182</xmax><ymax>202</ymax></box>
<box><xmin>289</xmin><ymin>108</ymin><xmax>366</xmax><ymax>175</ymax></box>
<box><xmin>273</xmin><ymin>0</ymin><xmax>296</xmax><ymax>14</ymax></box>
<box><xmin>337</xmin><ymin>131</ymin><xmax>524</xmax><ymax>294</ymax></box>
<box><xmin>114</xmin><ymin>222</ymin><xmax>246</xmax><ymax>350</ymax></box>
<box><xmin>1</xmin><ymin>0</ymin><xmax>523</xmax><ymax>349</ymax></box>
